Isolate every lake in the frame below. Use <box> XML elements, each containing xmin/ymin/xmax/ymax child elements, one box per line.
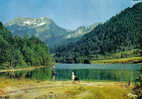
<box><xmin>1</xmin><ymin>64</ymin><xmax>142</xmax><ymax>82</ymax></box>
<box><xmin>55</xmin><ymin>64</ymin><xmax>142</xmax><ymax>81</ymax></box>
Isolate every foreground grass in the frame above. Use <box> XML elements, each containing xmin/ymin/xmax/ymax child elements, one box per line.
<box><xmin>91</xmin><ymin>57</ymin><xmax>142</xmax><ymax>64</ymax></box>
<box><xmin>0</xmin><ymin>77</ymin><xmax>132</xmax><ymax>99</ymax></box>
<box><xmin>0</xmin><ymin>77</ymin><xmax>37</xmax><ymax>88</ymax></box>
<box><xmin>76</xmin><ymin>86</ymin><xmax>131</xmax><ymax>99</ymax></box>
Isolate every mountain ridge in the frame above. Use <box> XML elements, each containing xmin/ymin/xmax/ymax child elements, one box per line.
<box><xmin>5</xmin><ymin>17</ymin><xmax>99</xmax><ymax>49</ymax></box>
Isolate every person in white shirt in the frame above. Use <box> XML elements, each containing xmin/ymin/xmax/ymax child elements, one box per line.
<box><xmin>72</xmin><ymin>72</ymin><xmax>80</xmax><ymax>83</ymax></box>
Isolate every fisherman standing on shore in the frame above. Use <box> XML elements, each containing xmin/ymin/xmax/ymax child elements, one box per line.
<box><xmin>52</xmin><ymin>66</ymin><xmax>56</xmax><ymax>81</ymax></box>
<box><xmin>72</xmin><ymin>72</ymin><xmax>80</xmax><ymax>83</ymax></box>
<box><xmin>72</xmin><ymin>72</ymin><xmax>75</xmax><ymax>83</ymax></box>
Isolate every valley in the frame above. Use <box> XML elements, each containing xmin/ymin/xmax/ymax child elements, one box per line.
<box><xmin>0</xmin><ymin>1</ymin><xmax>142</xmax><ymax>99</ymax></box>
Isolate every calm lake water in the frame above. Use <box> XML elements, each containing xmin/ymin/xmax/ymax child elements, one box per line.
<box><xmin>1</xmin><ymin>64</ymin><xmax>142</xmax><ymax>82</ymax></box>
<box><xmin>55</xmin><ymin>64</ymin><xmax>142</xmax><ymax>81</ymax></box>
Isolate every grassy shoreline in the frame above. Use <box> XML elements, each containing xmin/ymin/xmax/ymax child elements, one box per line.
<box><xmin>0</xmin><ymin>78</ymin><xmax>132</xmax><ymax>99</ymax></box>
<box><xmin>91</xmin><ymin>57</ymin><xmax>142</xmax><ymax>64</ymax></box>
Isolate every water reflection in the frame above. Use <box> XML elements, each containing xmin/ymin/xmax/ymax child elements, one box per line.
<box><xmin>1</xmin><ymin>64</ymin><xmax>142</xmax><ymax>81</ymax></box>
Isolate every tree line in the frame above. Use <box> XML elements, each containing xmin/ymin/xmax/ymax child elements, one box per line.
<box><xmin>0</xmin><ymin>21</ymin><xmax>54</xmax><ymax>69</ymax></box>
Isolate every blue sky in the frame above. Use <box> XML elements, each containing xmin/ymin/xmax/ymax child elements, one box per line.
<box><xmin>0</xmin><ymin>0</ymin><xmax>137</xmax><ymax>30</ymax></box>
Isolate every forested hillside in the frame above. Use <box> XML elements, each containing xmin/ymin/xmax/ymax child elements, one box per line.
<box><xmin>0</xmin><ymin>21</ymin><xmax>54</xmax><ymax>69</ymax></box>
<box><xmin>55</xmin><ymin>2</ymin><xmax>142</xmax><ymax>63</ymax></box>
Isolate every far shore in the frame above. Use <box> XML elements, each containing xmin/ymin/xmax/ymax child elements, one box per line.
<box><xmin>91</xmin><ymin>57</ymin><xmax>142</xmax><ymax>64</ymax></box>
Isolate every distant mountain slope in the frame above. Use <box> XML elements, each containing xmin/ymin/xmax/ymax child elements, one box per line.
<box><xmin>5</xmin><ymin>17</ymin><xmax>99</xmax><ymax>48</ymax></box>
<box><xmin>5</xmin><ymin>17</ymin><xmax>68</xmax><ymax>47</ymax></box>
<box><xmin>55</xmin><ymin>2</ymin><xmax>142</xmax><ymax>63</ymax></box>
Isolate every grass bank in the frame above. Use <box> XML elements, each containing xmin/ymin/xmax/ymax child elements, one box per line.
<box><xmin>91</xmin><ymin>57</ymin><xmax>142</xmax><ymax>64</ymax></box>
<box><xmin>0</xmin><ymin>77</ymin><xmax>132</xmax><ymax>99</ymax></box>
